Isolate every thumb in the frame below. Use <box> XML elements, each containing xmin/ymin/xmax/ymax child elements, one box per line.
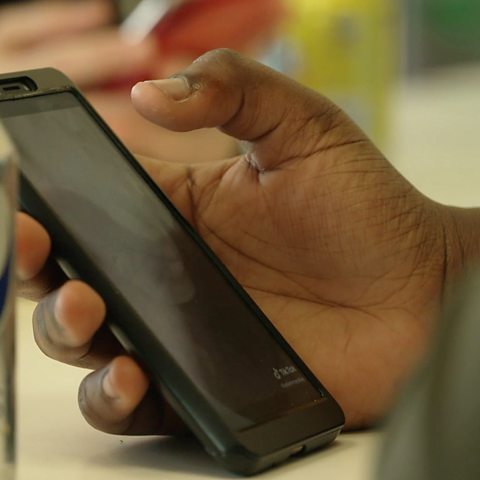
<box><xmin>131</xmin><ymin>49</ymin><xmax>364</xmax><ymax>171</ymax></box>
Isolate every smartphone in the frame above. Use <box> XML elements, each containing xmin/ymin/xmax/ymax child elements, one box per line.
<box><xmin>0</xmin><ymin>69</ymin><xmax>344</xmax><ymax>475</ymax></box>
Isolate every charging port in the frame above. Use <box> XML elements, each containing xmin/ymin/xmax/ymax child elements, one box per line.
<box><xmin>290</xmin><ymin>445</ymin><xmax>306</xmax><ymax>457</ymax></box>
<box><xmin>0</xmin><ymin>77</ymin><xmax>37</xmax><ymax>94</ymax></box>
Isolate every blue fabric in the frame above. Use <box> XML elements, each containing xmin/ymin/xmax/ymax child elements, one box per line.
<box><xmin>0</xmin><ymin>255</ymin><xmax>10</xmax><ymax>311</ymax></box>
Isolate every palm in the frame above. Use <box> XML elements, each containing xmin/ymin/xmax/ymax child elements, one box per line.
<box><xmin>127</xmin><ymin>51</ymin><xmax>450</xmax><ymax>427</ymax></box>
<box><xmin>143</xmin><ymin>135</ymin><xmax>446</xmax><ymax>427</ymax></box>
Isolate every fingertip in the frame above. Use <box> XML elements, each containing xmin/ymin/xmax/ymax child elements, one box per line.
<box><xmin>132</xmin><ymin>79</ymin><xmax>189</xmax><ymax>131</ymax></box>
<box><xmin>55</xmin><ymin>280</ymin><xmax>106</xmax><ymax>344</ymax></box>
<box><xmin>131</xmin><ymin>49</ymin><xmax>269</xmax><ymax>139</ymax></box>
<box><xmin>16</xmin><ymin>212</ymin><xmax>51</xmax><ymax>281</ymax></box>
<box><xmin>130</xmin><ymin>81</ymin><xmax>151</xmax><ymax>112</ymax></box>
<box><xmin>131</xmin><ymin>81</ymin><xmax>161</xmax><ymax>124</ymax></box>
<box><xmin>79</xmin><ymin>356</ymin><xmax>155</xmax><ymax>435</ymax></box>
<box><xmin>103</xmin><ymin>356</ymin><xmax>149</xmax><ymax>410</ymax></box>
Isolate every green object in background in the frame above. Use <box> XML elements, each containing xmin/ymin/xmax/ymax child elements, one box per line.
<box><xmin>427</xmin><ymin>0</ymin><xmax>480</xmax><ymax>38</ymax></box>
<box><xmin>407</xmin><ymin>0</ymin><xmax>480</xmax><ymax>70</ymax></box>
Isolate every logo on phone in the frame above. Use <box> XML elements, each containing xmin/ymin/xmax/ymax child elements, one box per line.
<box><xmin>272</xmin><ymin>365</ymin><xmax>297</xmax><ymax>380</ymax></box>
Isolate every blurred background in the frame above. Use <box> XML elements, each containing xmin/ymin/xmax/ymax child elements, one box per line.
<box><xmin>0</xmin><ymin>0</ymin><xmax>479</xmax><ymax>206</ymax></box>
<box><xmin>276</xmin><ymin>0</ymin><xmax>480</xmax><ymax>209</ymax></box>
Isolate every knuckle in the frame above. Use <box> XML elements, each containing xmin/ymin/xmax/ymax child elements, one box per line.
<box><xmin>78</xmin><ymin>371</ymin><xmax>131</xmax><ymax>435</ymax></box>
<box><xmin>78</xmin><ymin>374</ymin><xmax>100</xmax><ymax>428</ymax></box>
<box><xmin>192</xmin><ymin>48</ymin><xmax>245</xmax><ymax>87</ymax></box>
<box><xmin>32</xmin><ymin>300</ymin><xmax>54</xmax><ymax>354</ymax></box>
<box><xmin>20</xmin><ymin>276</ymin><xmax>57</xmax><ymax>302</ymax></box>
<box><xmin>32</xmin><ymin>300</ymin><xmax>92</xmax><ymax>365</ymax></box>
<box><xmin>196</xmin><ymin>47</ymin><xmax>242</xmax><ymax>67</ymax></box>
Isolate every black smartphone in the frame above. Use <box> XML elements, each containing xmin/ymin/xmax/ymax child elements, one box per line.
<box><xmin>0</xmin><ymin>69</ymin><xmax>344</xmax><ymax>475</ymax></box>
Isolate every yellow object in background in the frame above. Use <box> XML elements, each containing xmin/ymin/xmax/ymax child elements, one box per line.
<box><xmin>284</xmin><ymin>0</ymin><xmax>396</xmax><ymax>147</ymax></box>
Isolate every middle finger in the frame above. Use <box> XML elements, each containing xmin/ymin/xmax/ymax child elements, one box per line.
<box><xmin>33</xmin><ymin>280</ymin><xmax>124</xmax><ymax>369</ymax></box>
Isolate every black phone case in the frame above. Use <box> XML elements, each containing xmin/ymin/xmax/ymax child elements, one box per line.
<box><xmin>0</xmin><ymin>68</ymin><xmax>345</xmax><ymax>475</ymax></box>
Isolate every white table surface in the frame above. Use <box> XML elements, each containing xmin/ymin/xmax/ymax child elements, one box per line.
<box><xmin>16</xmin><ymin>299</ymin><xmax>380</xmax><ymax>480</ymax></box>
<box><xmin>14</xmin><ymin>63</ymin><xmax>480</xmax><ymax>479</ymax></box>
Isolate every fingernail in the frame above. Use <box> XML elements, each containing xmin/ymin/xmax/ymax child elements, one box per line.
<box><xmin>102</xmin><ymin>368</ymin><xmax>118</xmax><ymax>400</ymax></box>
<box><xmin>148</xmin><ymin>76</ymin><xmax>192</xmax><ymax>101</ymax></box>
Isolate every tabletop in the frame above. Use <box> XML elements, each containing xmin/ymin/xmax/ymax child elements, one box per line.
<box><xmin>15</xmin><ymin>299</ymin><xmax>380</xmax><ymax>480</ymax></box>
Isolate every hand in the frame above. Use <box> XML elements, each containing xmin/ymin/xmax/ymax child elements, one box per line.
<box><xmin>0</xmin><ymin>0</ymin><xmax>282</xmax><ymax>161</ymax></box>
<box><xmin>17</xmin><ymin>50</ymin><xmax>471</xmax><ymax>432</ymax></box>
<box><xmin>0</xmin><ymin>0</ymin><xmax>156</xmax><ymax>88</ymax></box>
<box><xmin>0</xmin><ymin>0</ymin><xmax>283</xmax><ymax>88</ymax></box>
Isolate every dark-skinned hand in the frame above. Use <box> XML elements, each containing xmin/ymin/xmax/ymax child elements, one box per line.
<box><xmin>16</xmin><ymin>49</ymin><xmax>478</xmax><ymax>432</ymax></box>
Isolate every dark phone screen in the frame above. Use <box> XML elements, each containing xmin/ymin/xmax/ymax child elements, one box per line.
<box><xmin>0</xmin><ymin>92</ymin><xmax>323</xmax><ymax>430</ymax></box>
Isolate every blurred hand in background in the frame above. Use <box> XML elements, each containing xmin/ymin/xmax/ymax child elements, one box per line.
<box><xmin>0</xmin><ymin>0</ymin><xmax>154</xmax><ymax>88</ymax></box>
<box><xmin>0</xmin><ymin>0</ymin><xmax>284</xmax><ymax>160</ymax></box>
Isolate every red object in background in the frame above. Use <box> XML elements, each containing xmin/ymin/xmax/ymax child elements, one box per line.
<box><xmin>104</xmin><ymin>0</ymin><xmax>285</xmax><ymax>90</ymax></box>
<box><xmin>156</xmin><ymin>0</ymin><xmax>285</xmax><ymax>57</ymax></box>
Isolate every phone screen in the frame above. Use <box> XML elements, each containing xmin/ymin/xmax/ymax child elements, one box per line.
<box><xmin>0</xmin><ymin>92</ymin><xmax>324</xmax><ymax>431</ymax></box>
